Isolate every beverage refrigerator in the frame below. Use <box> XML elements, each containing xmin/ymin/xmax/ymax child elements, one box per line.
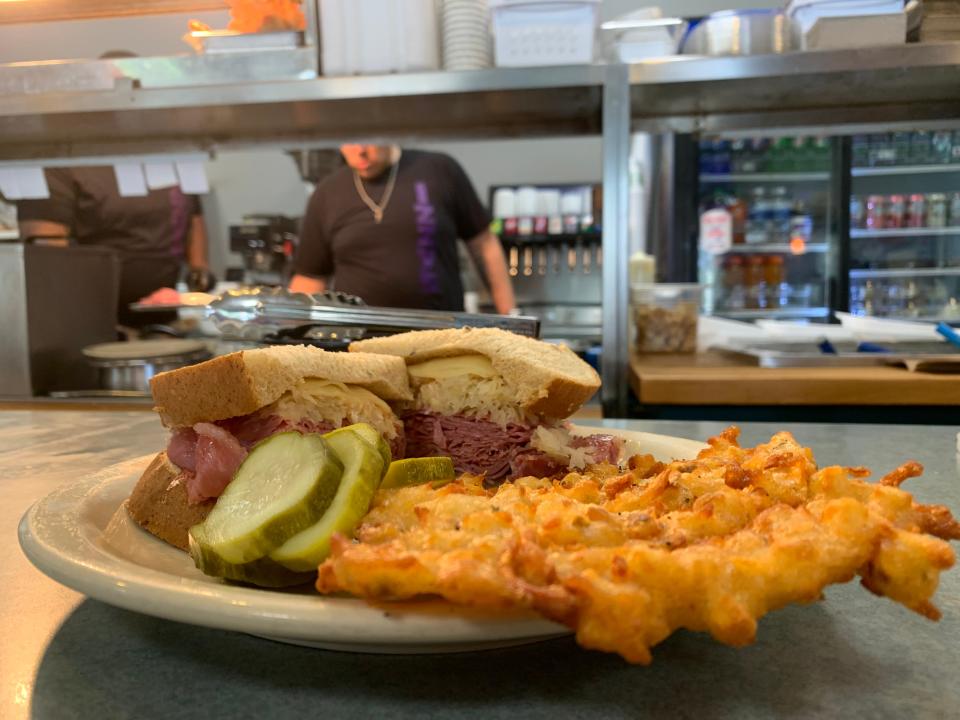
<box><xmin>847</xmin><ymin>130</ymin><xmax>960</xmax><ymax>321</ymax></box>
<box><xmin>659</xmin><ymin>131</ymin><xmax>960</xmax><ymax>327</ymax></box>
<box><xmin>693</xmin><ymin>136</ymin><xmax>839</xmax><ymax>324</ymax></box>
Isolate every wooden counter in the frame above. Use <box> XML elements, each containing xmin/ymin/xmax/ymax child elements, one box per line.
<box><xmin>630</xmin><ymin>352</ymin><xmax>960</xmax><ymax>406</ymax></box>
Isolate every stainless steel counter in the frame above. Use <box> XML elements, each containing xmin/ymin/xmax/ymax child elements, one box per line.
<box><xmin>3</xmin><ymin>410</ymin><xmax>959</xmax><ymax>719</ymax></box>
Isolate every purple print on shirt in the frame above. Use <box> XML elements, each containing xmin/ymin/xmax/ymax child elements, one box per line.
<box><xmin>414</xmin><ymin>181</ymin><xmax>440</xmax><ymax>296</ymax></box>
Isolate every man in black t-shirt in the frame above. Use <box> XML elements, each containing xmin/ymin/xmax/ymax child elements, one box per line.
<box><xmin>289</xmin><ymin>145</ymin><xmax>515</xmax><ymax>313</ymax></box>
<box><xmin>17</xmin><ymin>166</ymin><xmax>209</xmax><ymax>327</ymax></box>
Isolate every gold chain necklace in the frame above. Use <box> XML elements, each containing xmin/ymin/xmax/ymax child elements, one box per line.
<box><xmin>352</xmin><ymin>157</ymin><xmax>400</xmax><ymax>224</ymax></box>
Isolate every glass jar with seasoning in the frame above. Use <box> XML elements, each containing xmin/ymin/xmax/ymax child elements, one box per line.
<box><xmin>907</xmin><ymin>194</ymin><xmax>927</xmax><ymax>228</ymax></box>
<box><xmin>927</xmin><ymin>193</ymin><xmax>948</xmax><ymax>228</ymax></box>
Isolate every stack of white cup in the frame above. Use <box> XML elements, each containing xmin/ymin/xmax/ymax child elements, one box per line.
<box><xmin>442</xmin><ymin>0</ymin><xmax>493</xmax><ymax>71</ymax></box>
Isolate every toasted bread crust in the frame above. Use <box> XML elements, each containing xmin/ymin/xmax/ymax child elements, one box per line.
<box><xmin>126</xmin><ymin>453</ymin><xmax>213</xmax><ymax>552</ymax></box>
<box><xmin>150</xmin><ymin>345</ymin><xmax>412</xmax><ymax>428</ymax></box>
<box><xmin>349</xmin><ymin>328</ymin><xmax>600</xmax><ymax>419</ymax></box>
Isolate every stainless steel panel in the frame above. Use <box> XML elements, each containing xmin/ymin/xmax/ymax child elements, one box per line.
<box><xmin>509</xmin><ymin>251</ymin><xmax>602</xmax><ymax>306</ymax></box>
<box><xmin>601</xmin><ymin>64</ymin><xmax>631</xmax><ymax>417</ymax></box>
<box><xmin>0</xmin><ymin>0</ymin><xmax>319</xmax><ymax>98</ymax></box>
<box><xmin>628</xmin><ymin>42</ymin><xmax>960</xmax><ymax>133</ymax></box>
<box><xmin>191</xmin><ymin>31</ymin><xmax>304</xmax><ymax>54</ymax></box>
<box><xmin>0</xmin><ymin>245</ymin><xmax>31</xmax><ymax>396</ymax></box>
<box><xmin>0</xmin><ymin>65</ymin><xmax>605</xmax><ymax>159</ymax></box>
<box><xmin>0</xmin><ymin>49</ymin><xmax>318</xmax><ymax>98</ymax></box>
<box><xmin>4</xmin><ymin>44</ymin><xmax>960</xmax><ymax>160</ymax></box>
<box><xmin>0</xmin><ymin>245</ymin><xmax>120</xmax><ymax>397</ymax></box>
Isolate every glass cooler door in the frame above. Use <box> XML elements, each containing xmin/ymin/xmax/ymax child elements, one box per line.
<box><xmin>848</xmin><ymin>130</ymin><xmax>960</xmax><ymax>322</ymax></box>
<box><xmin>696</xmin><ymin>136</ymin><xmax>836</xmax><ymax>323</ymax></box>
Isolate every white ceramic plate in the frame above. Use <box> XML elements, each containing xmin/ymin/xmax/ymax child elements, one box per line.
<box><xmin>18</xmin><ymin>427</ymin><xmax>706</xmax><ymax>654</ymax></box>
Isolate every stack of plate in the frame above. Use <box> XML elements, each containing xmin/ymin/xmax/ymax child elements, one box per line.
<box><xmin>442</xmin><ymin>0</ymin><xmax>492</xmax><ymax>71</ymax></box>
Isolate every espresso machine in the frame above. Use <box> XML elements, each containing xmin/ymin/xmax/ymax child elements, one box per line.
<box><xmin>490</xmin><ymin>183</ymin><xmax>602</xmax><ymax>350</ymax></box>
<box><xmin>229</xmin><ymin>214</ymin><xmax>298</xmax><ymax>286</ymax></box>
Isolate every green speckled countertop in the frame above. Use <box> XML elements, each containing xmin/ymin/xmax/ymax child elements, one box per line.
<box><xmin>4</xmin><ymin>411</ymin><xmax>958</xmax><ymax>719</ymax></box>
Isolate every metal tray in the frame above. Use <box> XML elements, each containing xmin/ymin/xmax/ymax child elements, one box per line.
<box><xmin>716</xmin><ymin>340</ymin><xmax>960</xmax><ymax>368</ymax></box>
<box><xmin>189</xmin><ymin>30</ymin><xmax>304</xmax><ymax>54</ymax></box>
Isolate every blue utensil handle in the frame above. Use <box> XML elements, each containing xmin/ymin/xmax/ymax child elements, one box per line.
<box><xmin>856</xmin><ymin>342</ymin><xmax>891</xmax><ymax>353</ymax></box>
<box><xmin>935</xmin><ymin>322</ymin><xmax>960</xmax><ymax>349</ymax></box>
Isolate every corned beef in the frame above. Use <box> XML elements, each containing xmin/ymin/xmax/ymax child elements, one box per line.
<box><xmin>571</xmin><ymin>433</ymin><xmax>624</xmax><ymax>465</ymax></box>
<box><xmin>165</xmin><ymin>412</ymin><xmax>402</xmax><ymax>505</ymax></box>
<box><xmin>510</xmin><ymin>450</ymin><xmax>568</xmax><ymax>479</ymax></box>
<box><xmin>187</xmin><ymin>422</ymin><xmax>248</xmax><ymax>503</ymax></box>
<box><xmin>403</xmin><ymin>411</ymin><xmax>533</xmax><ymax>481</ymax></box>
<box><xmin>404</xmin><ymin>413</ymin><xmax>626</xmax><ymax>482</ymax></box>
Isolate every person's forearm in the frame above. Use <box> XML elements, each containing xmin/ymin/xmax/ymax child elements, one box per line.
<box><xmin>187</xmin><ymin>215</ymin><xmax>209</xmax><ymax>270</ymax></box>
<box><xmin>289</xmin><ymin>273</ymin><xmax>327</xmax><ymax>294</ymax></box>
<box><xmin>19</xmin><ymin>220</ymin><xmax>69</xmax><ymax>245</ymax></box>
<box><xmin>473</xmin><ymin>231</ymin><xmax>516</xmax><ymax>314</ymax></box>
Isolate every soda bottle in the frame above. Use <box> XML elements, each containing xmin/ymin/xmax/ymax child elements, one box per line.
<box><xmin>770</xmin><ymin>186</ymin><xmax>792</xmax><ymax>243</ymax></box>
<box><xmin>745</xmin><ymin>256</ymin><xmax>766</xmax><ymax>309</ymax></box>
<box><xmin>746</xmin><ymin>187</ymin><xmax>770</xmax><ymax>244</ymax></box>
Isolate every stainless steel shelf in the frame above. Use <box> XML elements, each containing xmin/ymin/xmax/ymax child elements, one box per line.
<box><xmin>852</xmin><ymin>164</ymin><xmax>960</xmax><ymax>177</ymax></box>
<box><xmin>850</xmin><ymin>227</ymin><xmax>960</xmax><ymax>239</ymax></box>
<box><xmin>849</xmin><ymin>267</ymin><xmax>960</xmax><ymax>279</ymax></box>
<box><xmin>2</xmin><ymin>43</ymin><xmax>960</xmax><ymax>159</ymax></box>
<box><xmin>722</xmin><ymin>243</ymin><xmax>829</xmax><ymax>254</ymax></box>
<box><xmin>714</xmin><ymin>307</ymin><xmax>831</xmax><ymax>320</ymax></box>
<box><xmin>0</xmin><ymin>64</ymin><xmax>606</xmax><ymax>160</ymax></box>
<box><xmin>628</xmin><ymin>43</ymin><xmax>960</xmax><ymax>133</ymax></box>
<box><xmin>700</xmin><ymin>172</ymin><xmax>830</xmax><ymax>183</ymax></box>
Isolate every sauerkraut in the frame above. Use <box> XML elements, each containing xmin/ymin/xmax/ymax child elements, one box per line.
<box><xmin>267</xmin><ymin>381</ymin><xmax>400</xmax><ymax>441</ymax></box>
<box><xmin>413</xmin><ymin>373</ymin><xmax>530</xmax><ymax>427</ymax></box>
<box><xmin>529</xmin><ymin>425</ymin><xmax>593</xmax><ymax>470</ymax></box>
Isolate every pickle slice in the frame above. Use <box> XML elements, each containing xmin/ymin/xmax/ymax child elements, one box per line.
<box><xmin>344</xmin><ymin>422</ymin><xmax>393</xmax><ymax>474</ymax></box>
<box><xmin>380</xmin><ymin>457</ymin><xmax>456</xmax><ymax>490</ymax></box>
<box><xmin>270</xmin><ymin>426</ymin><xmax>385</xmax><ymax>572</ymax></box>
<box><xmin>188</xmin><ymin>525</ymin><xmax>315</xmax><ymax>588</ymax></box>
<box><xmin>196</xmin><ymin>431</ymin><xmax>344</xmax><ymax>565</ymax></box>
